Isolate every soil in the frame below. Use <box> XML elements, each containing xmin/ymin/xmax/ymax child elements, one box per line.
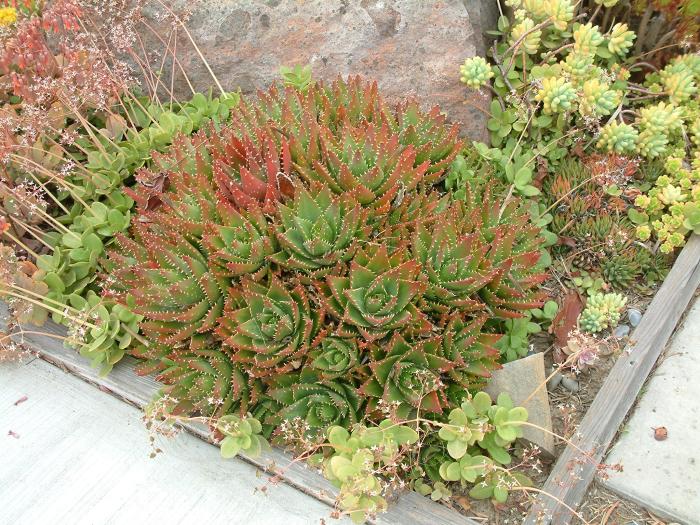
<box><xmin>579</xmin><ymin>484</ymin><xmax>672</xmax><ymax>525</ymax></box>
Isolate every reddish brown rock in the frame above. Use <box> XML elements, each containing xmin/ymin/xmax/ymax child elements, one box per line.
<box><xmin>147</xmin><ymin>0</ymin><xmax>494</xmax><ymax>140</ymax></box>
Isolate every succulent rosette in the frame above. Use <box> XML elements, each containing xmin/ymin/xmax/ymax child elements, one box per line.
<box><xmin>309</xmin><ymin>336</ymin><xmax>361</xmax><ymax>380</ymax></box>
<box><xmin>440</xmin><ymin>316</ymin><xmax>502</xmax><ymax>394</ymax></box>
<box><xmin>270</xmin><ymin>370</ymin><xmax>362</xmax><ymax>430</ymax></box>
<box><xmin>107</xmin><ymin>228</ymin><xmax>226</xmax><ymax>348</ymax></box>
<box><xmin>203</xmin><ymin>202</ymin><xmax>275</xmax><ymax>281</ymax></box>
<box><xmin>318</xmin><ymin>244</ymin><xmax>427</xmax><ymax>341</ymax></box>
<box><xmin>209</xmin><ymin>128</ymin><xmax>294</xmax><ymax>213</ymax></box>
<box><xmin>411</xmin><ymin>213</ymin><xmax>495</xmax><ymax>313</ymax></box>
<box><xmin>217</xmin><ymin>277</ymin><xmax>323</xmax><ymax>379</ymax></box>
<box><xmin>360</xmin><ymin>333</ymin><xmax>455</xmax><ymax>416</ymax></box>
<box><xmin>297</xmin><ymin>123</ymin><xmax>429</xmax><ymax>213</ymax></box>
<box><xmin>156</xmin><ymin>347</ymin><xmax>261</xmax><ymax>417</ymax></box>
<box><xmin>233</xmin><ymin>76</ymin><xmax>462</xmax><ymax>184</ymax></box>
<box><xmin>270</xmin><ymin>182</ymin><xmax>369</xmax><ymax>274</ymax></box>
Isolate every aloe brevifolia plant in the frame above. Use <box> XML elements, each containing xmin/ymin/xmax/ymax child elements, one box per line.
<box><xmin>318</xmin><ymin>244</ymin><xmax>428</xmax><ymax>342</ymax></box>
<box><xmin>360</xmin><ymin>333</ymin><xmax>456</xmax><ymax>417</ymax></box>
<box><xmin>269</xmin><ymin>369</ymin><xmax>362</xmax><ymax>431</ymax></box>
<box><xmin>269</xmin><ymin>182</ymin><xmax>369</xmax><ymax>275</ymax></box>
<box><xmin>105</xmin><ymin>76</ymin><xmax>546</xmax><ymax>431</ymax></box>
<box><xmin>217</xmin><ymin>276</ymin><xmax>323</xmax><ymax>379</ymax></box>
<box><xmin>155</xmin><ymin>347</ymin><xmax>261</xmax><ymax>418</ymax></box>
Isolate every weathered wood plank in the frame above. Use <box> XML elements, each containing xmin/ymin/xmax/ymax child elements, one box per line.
<box><xmin>0</xmin><ymin>305</ymin><xmax>478</xmax><ymax>525</ymax></box>
<box><xmin>524</xmin><ymin>234</ymin><xmax>700</xmax><ymax>524</ymax></box>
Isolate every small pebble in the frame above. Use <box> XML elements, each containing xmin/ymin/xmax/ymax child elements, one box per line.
<box><xmin>628</xmin><ymin>308</ymin><xmax>642</xmax><ymax>327</ymax></box>
<box><xmin>561</xmin><ymin>376</ymin><xmax>580</xmax><ymax>392</ymax></box>
<box><xmin>547</xmin><ymin>370</ymin><xmax>563</xmax><ymax>390</ymax></box>
<box><xmin>613</xmin><ymin>324</ymin><xmax>630</xmax><ymax>338</ymax></box>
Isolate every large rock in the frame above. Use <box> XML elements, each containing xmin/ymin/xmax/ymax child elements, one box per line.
<box><xmin>485</xmin><ymin>352</ymin><xmax>556</xmax><ymax>457</ymax></box>
<box><xmin>147</xmin><ymin>0</ymin><xmax>493</xmax><ymax>140</ymax></box>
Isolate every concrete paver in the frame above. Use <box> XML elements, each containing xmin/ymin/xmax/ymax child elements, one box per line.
<box><xmin>0</xmin><ymin>358</ymin><xmax>346</xmax><ymax>525</ymax></box>
<box><xmin>603</xmin><ymin>297</ymin><xmax>700</xmax><ymax>525</ymax></box>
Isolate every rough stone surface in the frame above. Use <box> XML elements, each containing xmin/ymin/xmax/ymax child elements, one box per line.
<box><xmin>547</xmin><ymin>369</ymin><xmax>563</xmax><ymax>390</ymax></box>
<box><xmin>147</xmin><ymin>0</ymin><xmax>494</xmax><ymax>140</ymax></box>
<box><xmin>613</xmin><ymin>324</ymin><xmax>631</xmax><ymax>338</ymax></box>
<box><xmin>485</xmin><ymin>352</ymin><xmax>555</xmax><ymax>456</ymax></box>
<box><xmin>603</xmin><ymin>298</ymin><xmax>700</xmax><ymax>524</ymax></box>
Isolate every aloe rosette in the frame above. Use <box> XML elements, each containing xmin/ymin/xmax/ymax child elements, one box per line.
<box><xmin>360</xmin><ymin>333</ymin><xmax>456</xmax><ymax>416</ymax></box>
<box><xmin>296</xmin><ymin>123</ymin><xmax>429</xmax><ymax>213</ymax></box>
<box><xmin>318</xmin><ymin>244</ymin><xmax>427</xmax><ymax>341</ymax></box>
<box><xmin>440</xmin><ymin>315</ymin><xmax>502</xmax><ymax>393</ymax></box>
<box><xmin>269</xmin><ymin>370</ymin><xmax>362</xmax><ymax>430</ymax></box>
<box><xmin>107</xmin><ymin>227</ymin><xmax>226</xmax><ymax>348</ymax></box>
<box><xmin>309</xmin><ymin>336</ymin><xmax>361</xmax><ymax>380</ymax></box>
<box><xmin>234</xmin><ymin>76</ymin><xmax>463</xmax><ymax>184</ymax></box>
<box><xmin>217</xmin><ymin>277</ymin><xmax>323</xmax><ymax>379</ymax></box>
<box><xmin>412</xmin><ymin>212</ymin><xmax>495</xmax><ymax>313</ymax></box>
<box><xmin>203</xmin><ymin>202</ymin><xmax>275</xmax><ymax>281</ymax></box>
<box><xmin>270</xmin><ymin>182</ymin><xmax>368</xmax><ymax>275</ymax></box>
<box><xmin>156</xmin><ymin>347</ymin><xmax>261</xmax><ymax>417</ymax></box>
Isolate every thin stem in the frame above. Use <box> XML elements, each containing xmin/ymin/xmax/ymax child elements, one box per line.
<box><xmin>8</xmin><ymin>217</ymin><xmax>54</xmax><ymax>251</ymax></box>
<box><xmin>2</xmin><ymin>230</ymin><xmax>39</xmax><ymax>258</ymax></box>
<box><xmin>3</xmin><ymin>282</ymin><xmax>81</xmax><ymax>314</ymax></box>
<box><xmin>634</xmin><ymin>4</ymin><xmax>654</xmax><ymax>55</ymax></box>
<box><xmin>122</xmin><ymin>323</ymin><xmax>149</xmax><ymax>348</ymax></box>
<box><xmin>484</xmin><ymin>84</ymin><xmax>505</xmax><ymax>112</ymax></box>
<box><xmin>1</xmin><ymin>330</ymin><xmax>68</xmax><ymax>344</ymax></box>
<box><xmin>628</xmin><ymin>61</ymin><xmax>658</xmax><ymax>73</ymax></box>
<box><xmin>139</xmin><ymin>18</ymin><xmax>196</xmax><ymax>95</ymax></box>
<box><xmin>0</xmin><ymin>290</ymin><xmax>96</xmax><ymax>329</ymax></box>
<box><xmin>154</xmin><ymin>0</ymin><xmax>225</xmax><ymax>95</ymax></box>
<box><xmin>510</xmin><ymin>486</ymin><xmax>590</xmax><ymax>524</ymax></box>
<box><xmin>541</xmin><ymin>42</ymin><xmax>574</xmax><ymax>63</ymax></box>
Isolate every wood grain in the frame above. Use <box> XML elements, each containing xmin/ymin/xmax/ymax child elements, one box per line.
<box><xmin>0</xmin><ymin>305</ymin><xmax>478</xmax><ymax>525</ymax></box>
<box><xmin>523</xmin><ymin>234</ymin><xmax>700</xmax><ymax>524</ymax></box>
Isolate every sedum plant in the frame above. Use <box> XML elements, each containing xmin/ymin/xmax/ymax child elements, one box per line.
<box><xmin>104</xmin><ymin>77</ymin><xmax>547</xmax><ymax>431</ymax></box>
<box><xmin>437</xmin><ymin>392</ymin><xmax>531</xmax><ymax>502</ymax></box>
<box><xmin>311</xmin><ymin>422</ymin><xmax>419</xmax><ymax>523</ymax></box>
<box><xmin>458</xmin><ymin>0</ymin><xmax>700</xmax><ymax>203</ymax></box>
<box><xmin>579</xmin><ymin>292</ymin><xmax>627</xmax><ymax>333</ymax></box>
<box><xmin>630</xmin><ymin>155</ymin><xmax>700</xmax><ymax>253</ymax></box>
<box><xmin>216</xmin><ymin>414</ymin><xmax>269</xmax><ymax>459</ymax></box>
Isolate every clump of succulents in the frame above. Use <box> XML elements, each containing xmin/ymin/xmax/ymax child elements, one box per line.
<box><xmin>437</xmin><ymin>392</ymin><xmax>531</xmax><ymax>502</ymax></box>
<box><xmin>22</xmin><ymin>92</ymin><xmax>240</xmax><ymax>373</ymax></box>
<box><xmin>630</xmin><ymin>155</ymin><xmax>700</xmax><ymax>253</ymax></box>
<box><xmin>311</xmin><ymin>422</ymin><xmax>419</xmax><ymax>523</ymax></box>
<box><xmin>105</xmin><ymin>77</ymin><xmax>547</xmax><ymax>433</ymax></box>
<box><xmin>458</xmin><ymin>0</ymin><xmax>700</xmax><ymax>183</ymax></box>
<box><xmin>579</xmin><ymin>292</ymin><xmax>627</xmax><ymax>333</ymax></box>
<box><xmin>541</xmin><ymin>157</ymin><xmax>670</xmax><ymax>289</ymax></box>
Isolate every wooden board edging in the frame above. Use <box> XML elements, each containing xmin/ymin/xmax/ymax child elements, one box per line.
<box><xmin>523</xmin><ymin>234</ymin><xmax>700</xmax><ymax>524</ymax></box>
<box><xmin>0</xmin><ymin>305</ymin><xmax>477</xmax><ymax>525</ymax></box>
